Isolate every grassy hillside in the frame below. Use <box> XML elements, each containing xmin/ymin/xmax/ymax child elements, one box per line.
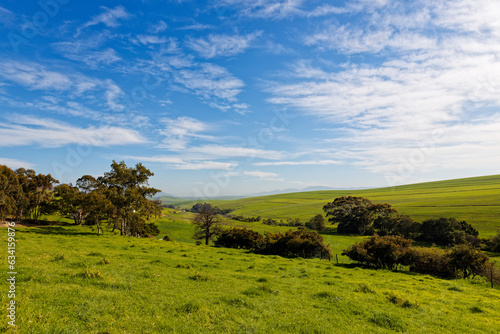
<box><xmin>2</xmin><ymin>225</ymin><xmax>499</xmax><ymax>333</ymax></box>
<box><xmin>214</xmin><ymin>174</ymin><xmax>500</xmax><ymax>236</ymax></box>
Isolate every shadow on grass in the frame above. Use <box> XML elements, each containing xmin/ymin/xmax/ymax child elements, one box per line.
<box><xmin>17</xmin><ymin>224</ymin><xmax>97</xmax><ymax>236</ymax></box>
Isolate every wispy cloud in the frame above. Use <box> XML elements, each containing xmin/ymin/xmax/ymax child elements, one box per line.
<box><xmin>254</xmin><ymin>160</ymin><xmax>342</xmax><ymax>166</ymax></box>
<box><xmin>124</xmin><ymin>155</ymin><xmax>237</xmax><ymax>170</ymax></box>
<box><xmin>159</xmin><ymin>116</ymin><xmax>214</xmax><ymax>150</ymax></box>
<box><xmin>216</xmin><ymin>0</ymin><xmax>303</xmax><ymax>19</ymax></box>
<box><xmin>243</xmin><ymin>170</ymin><xmax>283</xmax><ymax>181</ymax></box>
<box><xmin>186</xmin><ymin>31</ymin><xmax>262</xmax><ymax>59</ymax></box>
<box><xmin>0</xmin><ymin>157</ymin><xmax>34</xmax><ymax>169</ymax></box>
<box><xmin>187</xmin><ymin>145</ymin><xmax>284</xmax><ymax>160</ymax></box>
<box><xmin>267</xmin><ymin>0</ymin><xmax>500</xmax><ymax>180</ymax></box>
<box><xmin>172</xmin><ymin>63</ymin><xmax>248</xmax><ymax>113</ymax></box>
<box><xmin>77</xmin><ymin>5</ymin><xmax>133</xmax><ymax>35</ymax></box>
<box><xmin>0</xmin><ymin>115</ymin><xmax>146</xmax><ymax>147</ymax></box>
<box><xmin>0</xmin><ymin>59</ymin><xmax>126</xmax><ymax>112</ymax></box>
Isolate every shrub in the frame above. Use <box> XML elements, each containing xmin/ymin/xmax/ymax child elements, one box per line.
<box><xmin>489</xmin><ymin>231</ymin><xmax>500</xmax><ymax>252</ymax></box>
<box><xmin>418</xmin><ymin>218</ymin><xmax>478</xmax><ymax>246</ymax></box>
<box><xmin>214</xmin><ymin>227</ymin><xmax>264</xmax><ymax>250</ymax></box>
<box><xmin>342</xmin><ymin>235</ymin><xmax>413</xmax><ymax>270</ymax></box>
<box><xmin>163</xmin><ymin>235</ymin><xmax>172</xmax><ymax>241</ymax></box>
<box><xmin>215</xmin><ymin>227</ymin><xmax>332</xmax><ymax>259</ymax></box>
<box><xmin>305</xmin><ymin>214</ymin><xmax>326</xmax><ymax>231</ymax></box>
<box><xmin>406</xmin><ymin>247</ymin><xmax>454</xmax><ymax>278</ymax></box>
<box><xmin>446</xmin><ymin>244</ymin><xmax>489</xmax><ymax>279</ymax></box>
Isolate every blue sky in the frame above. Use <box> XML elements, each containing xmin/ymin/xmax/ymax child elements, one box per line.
<box><xmin>1</xmin><ymin>0</ymin><xmax>499</xmax><ymax>197</ymax></box>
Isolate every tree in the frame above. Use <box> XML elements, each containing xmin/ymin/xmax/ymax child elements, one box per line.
<box><xmin>323</xmin><ymin>196</ymin><xmax>397</xmax><ymax>235</ymax></box>
<box><xmin>54</xmin><ymin>183</ymin><xmax>86</xmax><ymax>225</ymax></box>
<box><xmin>14</xmin><ymin>168</ymin><xmax>58</xmax><ymax>220</ymax></box>
<box><xmin>418</xmin><ymin>218</ymin><xmax>478</xmax><ymax>246</ymax></box>
<box><xmin>490</xmin><ymin>231</ymin><xmax>500</xmax><ymax>252</ymax></box>
<box><xmin>0</xmin><ymin>165</ymin><xmax>20</xmax><ymax>220</ymax></box>
<box><xmin>305</xmin><ymin>214</ymin><xmax>326</xmax><ymax>231</ymax></box>
<box><xmin>373</xmin><ymin>214</ymin><xmax>420</xmax><ymax>239</ymax></box>
<box><xmin>446</xmin><ymin>244</ymin><xmax>489</xmax><ymax>279</ymax></box>
<box><xmin>98</xmin><ymin>161</ymin><xmax>161</xmax><ymax>236</ymax></box>
<box><xmin>192</xmin><ymin>203</ymin><xmax>223</xmax><ymax>245</ymax></box>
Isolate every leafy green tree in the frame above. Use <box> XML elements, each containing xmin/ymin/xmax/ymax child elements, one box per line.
<box><xmin>490</xmin><ymin>231</ymin><xmax>500</xmax><ymax>252</ymax></box>
<box><xmin>98</xmin><ymin>161</ymin><xmax>160</xmax><ymax>236</ymax></box>
<box><xmin>446</xmin><ymin>244</ymin><xmax>489</xmax><ymax>279</ymax></box>
<box><xmin>373</xmin><ymin>214</ymin><xmax>420</xmax><ymax>239</ymax></box>
<box><xmin>15</xmin><ymin>168</ymin><xmax>58</xmax><ymax>220</ymax></box>
<box><xmin>305</xmin><ymin>214</ymin><xmax>326</xmax><ymax>231</ymax></box>
<box><xmin>323</xmin><ymin>196</ymin><xmax>397</xmax><ymax>235</ymax></box>
<box><xmin>192</xmin><ymin>203</ymin><xmax>223</xmax><ymax>245</ymax></box>
<box><xmin>0</xmin><ymin>165</ymin><xmax>20</xmax><ymax>220</ymax></box>
<box><xmin>54</xmin><ymin>184</ymin><xmax>86</xmax><ymax>225</ymax></box>
<box><xmin>418</xmin><ymin>218</ymin><xmax>478</xmax><ymax>246</ymax></box>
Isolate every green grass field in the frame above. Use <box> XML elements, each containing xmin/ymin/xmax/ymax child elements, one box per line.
<box><xmin>207</xmin><ymin>174</ymin><xmax>500</xmax><ymax>237</ymax></box>
<box><xmin>2</xmin><ymin>224</ymin><xmax>500</xmax><ymax>333</ymax></box>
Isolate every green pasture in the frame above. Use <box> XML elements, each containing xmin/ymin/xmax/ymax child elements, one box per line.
<box><xmin>2</xmin><ymin>224</ymin><xmax>500</xmax><ymax>333</ymax></box>
<box><xmin>209</xmin><ymin>174</ymin><xmax>500</xmax><ymax>237</ymax></box>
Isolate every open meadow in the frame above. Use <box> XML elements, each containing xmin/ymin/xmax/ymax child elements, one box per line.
<box><xmin>1</xmin><ymin>224</ymin><xmax>500</xmax><ymax>333</ymax></box>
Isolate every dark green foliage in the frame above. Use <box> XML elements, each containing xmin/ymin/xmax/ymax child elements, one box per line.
<box><xmin>306</xmin><ymin>214</ymin><xmax>326</xmax><ymax>231</ymax></box>
<box><xmin>215</xmin><ymin>227</ymin><xmax>332</xmax><ymax>259</ymax></box>
<box><xmin>406</xmin><ymin>247</ymin><xmax>455</xmax><ymax>278</ymax></box>
<box><xmin>189</xmin><ymin>202</ymin><xmax>232</xmax><ymax>215</ymax></box>
<box><xmin>489</xmin><ymin>231</ymin><xmax>500</xmax><ymax>252</ymax></box>
<box><xmin>323</xmin><ymin>196</ymin><xmax>397</xmax><ymax>235</ymax></box>
<box><xmin>258</xmin><ymin>228</ymin><xmax>332</xmax><ymax>259</ymax></box>
<box><xmin>373</xmin><ymin>214</ymin><xmax>420</xmax><ymax>239</ymax></box>
<box><xmin>342</xmin><ymin>235</ymin><xmax>413</xmax><ymax>270</ymax></box>
<box><xmin>214</xmin><ymin>227</ymin><xmax>264</xmax><ymax>250</ymax></box>
<box><xmin>232</xmin><ymin>215</ymin><xmax>261</xmax><ymax>222</ymax></box>
<box><xmin>446</xmin><ymin>244</ymin><xmax>489</xmax><ymax>279</ymax></box>
<box><xmin>418</xmin><ymin>218</ymin><xmax>479</xmax><ymax>246</ymax></box>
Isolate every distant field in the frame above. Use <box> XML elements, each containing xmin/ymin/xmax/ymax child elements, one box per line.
<box><xmin>2</xmin><ymin>224</ymin><xmax>499</xmax><ymax>333</ymax></box>
<box><xmin>207</xmin><ymin>175</ymin><xmax>500</xmax><ymax>237</ymax></box>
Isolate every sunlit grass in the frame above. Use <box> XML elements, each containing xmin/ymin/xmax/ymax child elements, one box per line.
<box><xmin>2</xmin><ymin>224</ymin><xmax>499</xmax><ymax>333</ymax></box>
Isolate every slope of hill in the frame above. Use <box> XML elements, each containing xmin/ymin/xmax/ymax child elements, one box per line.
<box><xmin>5</xmin><ymin>224</ymin><xmax>499</xmax><ymax>333</ymax></box>
<box><xmin>216</xmin><ymin>175</ymin><xmax>500</xmax><ymax>236</ymax></box>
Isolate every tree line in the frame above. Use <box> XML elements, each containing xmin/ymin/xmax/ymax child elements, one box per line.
<box><xmin>1</xmin><ymin>161</ymin><xmax>162</xmax><ymax>237</ymax></box>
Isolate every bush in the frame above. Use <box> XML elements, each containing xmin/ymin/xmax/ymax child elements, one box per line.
<box><xmin>446</xmin><ymin>244</ymin><xmax>489</xmax><ymax>279</ymax></box>
<box><xmin>342</xmin><ymin>235</ymin><xmax>413</xmax><ymax>270</ymax></box>
<box><xmin>418</xmin><ymin>218</ymin><xmax>478</xmax><ymax>246</ymax></box>
<box><xmin>489</xmin><ymin>231</ymin><xmax>500</xmax><ymax>252</ymax></box>
<box><xmin>214</xmin><ymin>227</ymin><xmax>264</xmax><ymax>250</ymax></box>
<box><xmin>215</xmin><ymin>227</ymin><xmax>332</xmax><ymax>259</ymax></box>
<box><xmin>305</xmin><ymin>214</ymin><xmax>326</xmax><ymax>231</ymax></box>
<box><xmin>406</xmin><ymin>247</ymin><xmax>455</xmax><ymax>278</ymax></box>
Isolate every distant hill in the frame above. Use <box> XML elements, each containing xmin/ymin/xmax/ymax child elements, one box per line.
<box><xmin>215</xmin><ymin>174</ymin><xmax>500</xmax><ymax>237</ymax></box>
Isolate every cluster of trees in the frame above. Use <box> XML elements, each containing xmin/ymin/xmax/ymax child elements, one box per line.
<box><xmin>1</xmin><ymin>161</ymin><xmax>162</xmax><ymax>238</ymax></box>
<box><xmin>215</xmin><ymin>227</ymin><xmax>332</xmax><ymax>259</ymax></box>
<box><xmin>188</xmin><ymin>203</ymin><xmax>232</xmax><ymax>215</ymax></box>
<box><xmin>323</xmin><ymin>196</ymin><xmax>480</xmax><ymax>247</ymax></box>
<box><xmin>55</xmin><ymin>161</ymin><xmax>162</xmax><ymax>237</ymax></box>
<box><xmin>342</xmin><ymin>235</ymin><xmax>497</xmax><ymax>282</ymax></box>
<box><xmin>1</xmin><ymin>165</ymin><xmax>58</xmax><ymax>221</ymax></box>
<box><xmin>191</xmin><ymin>203</ymin><xmax>331</xmax><ymax>259</ymax></box>
<box><xmin>231</xmin><ymin>215</ymin><xmax>261</xmax><ymax>222</ymax></box>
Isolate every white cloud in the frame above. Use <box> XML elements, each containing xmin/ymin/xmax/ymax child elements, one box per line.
<box><xmin>216</xmin><ymin>0</ymin><xmax>303</xmax><ymax>19</ymax></box>
<box><xmin>267</xmin><ymin>0</ymin><xmax>500</xmax><ymax>180</ymax></box>
<box><xmin>243</xmin><ymin>170</ymin><xmax>283</xmax><ymax>181</ymax></box>
<box><xmin>0</xmin><ymin>60</ymin><xmax>126</xmax><ymax>112</ymax></box>
<box><xmin>254</xmin><ymin>160</ymin><xmax>342</xmax><ymax>166</ymax></box>
<box><xmin>148</xmin><ymin>20</ymin><xmax>168</xmax><ymax>34</ymax></box>
<box><xmin>172</xmin><ymin>63</ymin><xmax>247</xmax><ymax>112</ymax></box>
<box><xmin>135</xmin><ymin>35</ymin><xmax>169</xmax><ymax>45</ymax></box>
<box><xmin>186</xmin><ymin>31</ymin><xmax>262</xmax><ymax>58</ymax></box>
<box><xmin>188</xmin><ymin>145</ymin><xmax>284</xmax><ymax>160</ymax></box>
<box><xmin>0</xmin><ymin>158</ymin><xmax>34</xmax><ymax>169</ymax></box>
<box><xmin>78</xmin><ymin>5</ymin><xmax>133</xmax><ymax>35</ymax></box>
<box><xmin>123</xmin><ymin>155</ymin><xmax>237</xmax><ymax>170</ymax></box>
<box><xmin>159</xmin><ymin>117</ymin><xmax>213</xmax><ymax>150</ymax></box>
<box><xmin>0</xmin><ymin>116</ymin><xmax>146</xmax><ymax>148</ymax></box>
<box><xmin>53</xmin><ymin>38</ymin><xmax>122</xmax><ymax>68</ymax></box>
